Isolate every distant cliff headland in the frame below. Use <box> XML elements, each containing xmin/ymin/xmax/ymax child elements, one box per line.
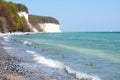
<box><xmin>29</xmin><ymin>15</ymin><xmax>61</xmax><ymax>32</ymax></box>
<box><xmin>0</xmin><ymin>0</ymin><xmax>61</xmax><ymax>33</ymax></box>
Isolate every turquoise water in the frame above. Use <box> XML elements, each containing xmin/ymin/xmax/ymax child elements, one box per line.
<box><xmin>3</xmin><ymin>32</ymin><xmax>120</xmax><ymax>80</ymax></box>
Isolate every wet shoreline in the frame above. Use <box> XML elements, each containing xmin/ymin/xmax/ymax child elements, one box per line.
<box><xmin>0</xmin><ymin>37</ymin><xmax>78</xmax><ymax>80</ymax></box>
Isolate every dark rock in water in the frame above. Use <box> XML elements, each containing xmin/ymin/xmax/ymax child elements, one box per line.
<box><xmin>62</xmin><ymin>55</ymin><xmax>65</xmax><ymax>58</ymax></box>
<box><xmin>42</xmin><ymin>47</ymin><xmax>45</xmax><ymax>52</ymax></box>
<box><xmin>85</xmin><ymin>62</ymin><xmax>95</xmax><ymax>67</ymax></box>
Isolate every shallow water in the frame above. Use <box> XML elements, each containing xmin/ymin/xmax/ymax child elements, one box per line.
<box><xmin>1</xmin><ymin>32</ymin><xmax>120</xmax><ymax>80</ymax></box>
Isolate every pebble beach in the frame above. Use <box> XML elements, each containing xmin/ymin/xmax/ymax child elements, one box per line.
<box><xmin>0</xmin><ymin>34</ymin><xmax>78</xmax><ymax>80</ymax></box>
<box><xmin>0</xmin><ymin>46</ymin><xmax>27</xmax><ymax>80</ymax></box>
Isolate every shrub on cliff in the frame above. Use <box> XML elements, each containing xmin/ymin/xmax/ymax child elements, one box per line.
<box><xmin>15</xmin><ymin>3</ymin><xmax>28</xmax><ymax>13</ymax></box>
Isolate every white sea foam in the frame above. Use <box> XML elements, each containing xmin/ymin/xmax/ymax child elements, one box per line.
<box><xmin>64</xmin><ymin>66</ymin><xmax>101</xmax><ymax>80</ymax></box>
<box><xmin>3</xmin><ymin>47</ymin><xmax>13</xmax><ymax>50</ymax></box>
<box><xmin>26</xmin><ymin>50</ymin><xmax>64</xmax><ymax>69</ymax></box>
<box><xmin>0</xmin><ymin>33</ymin><xmax>9</xmax><ymax>37</ymax></box>
<box><xmin>0</xmin><ymin>33</ymin><xmax>12</xmax><ymax>42</ymax></box>
<box><xmin>0</xmin><ymin>32</ymin><xmax>25</xmax><ymax>37</ymax></box>
<box><xmin>2</xmin><ymin>36</ymin><xmax>9</xmax><ymax>42</ymax></box>
<box><xmin>0</xmin><ymin>32</ymin><xmax>41</xmax><ymax>37</ymax></box>
<box><xmin>0</xmin><ymin>32</ymin><xmax>25</xmax><ymax>42</ymax></box>
<box><xmin>26</xmin><ymin>50</ymin><xmax>101</xmax><ymax>80</ymax></box>
<box><xmin>23</xmin><ymin>41</ymin><xmax>32</xmax><ymax>45</ymax></box>
<box><xmin>75</xmin><ymin>71</ymin><xmax>101</xmax><ymax>80</ymax></box>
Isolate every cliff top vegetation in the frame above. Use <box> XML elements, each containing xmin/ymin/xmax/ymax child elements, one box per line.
<box><xmin>29</xmin><ymin>15</ymin><xmax>59</xmax><ymax>25</ymax></box>
<box><xmin>0</xmin><ymin>0</ymin><xmax>29</xmax><ymax>32</ymax></box>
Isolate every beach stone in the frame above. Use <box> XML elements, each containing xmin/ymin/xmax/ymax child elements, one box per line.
<box><xmin>0</xmin><ymin>47</ymin><xmax>28</xmax><ymax>80</ymax></box>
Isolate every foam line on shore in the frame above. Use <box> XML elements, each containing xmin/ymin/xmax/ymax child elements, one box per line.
<box><xmin>26</xmin><ymin>50</ymin><xmax>64</xmax><ymax>69</ymax></box>
<box><xmin>26</xmin><ymin>50</ymin><xmax>101</xmax><ymax>80</ymax></box>
<box><xmin>0</xmin><ymin>32</ymin><xmax>43</xmax><ymax>37</ymax></box>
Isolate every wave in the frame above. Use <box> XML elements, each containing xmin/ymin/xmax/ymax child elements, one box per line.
<box><xmin>3</xmin><ymin>36</ymin><xmax>9</xmax><ymax>42</ymax></box>
<box><xmin>2</xmin><ymin>35</ymin><xmax>11</xmax><ymax>42</ymax></box>
<box><xmin>26</xmin><ymin>50</ymin><xmax>101</xmax><ymax>80</ymax></box>
<box><xmin>26</xmin><ymin>50</ymin><xmax>64</xmax><ymax>69</ymax></box>
<box><xmin>0</xmin><ymin>32</ymin><xmax>30</xmax><ymax>42</ymax></box>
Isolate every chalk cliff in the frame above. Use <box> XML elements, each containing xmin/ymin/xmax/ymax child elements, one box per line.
<box><xmin>18</xmin><ymin>13</ymin><xmax>61</xmax><ymax>32</ymax></box>
<box><xmin>18</xmin><ymin>12</ymin><xmax>38</xmax><ymax>32</ymax></box>
<box><xmin>29</xmin><ymin>15</ymin><xmax>61</xmax><ymax>32</ymax></box>
<box><xmin>39</xmin><ymin>23</ymin><xmax>61</xmax><ymax>32</ymax></box>
<box><xmin>0</xmin><ymin>1</ymin><xmax>30</xmax><ymax>32</ymax></box>
<box><xmin>0</xmin><ymin>0</ymin><xmax>61</xmax><ymax>33</ymax></box>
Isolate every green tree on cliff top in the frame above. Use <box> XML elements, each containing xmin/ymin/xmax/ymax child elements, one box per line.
<box><xmin>0</xmin><ymin>0</ymin><xmax>29</xmax><ymax>32</ymax></box>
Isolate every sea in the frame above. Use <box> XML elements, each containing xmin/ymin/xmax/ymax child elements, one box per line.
<box><xmin>1</xmin><ymin>32</ymin><xmax>120</xmax><ymax>80</ymax></box>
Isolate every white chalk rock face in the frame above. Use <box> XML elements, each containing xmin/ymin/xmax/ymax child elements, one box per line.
<box><xmin>18</xmin><ymin>11</ymin><xmax>28</xmax><ymax>21</ymax></box>
<box><xmin>18</xmin><ymin>12</ymin><xmax>61</xmax><ymax>32</ymax></box>
<box><xmin>18</xmin><ymin>12</ymin><xmax>38</xmax><ymax>32</ymax></box>
<box><xmin>44</xmin><ymin>23</ymin><xmax>61</xmax><ymax>32</ymax></box>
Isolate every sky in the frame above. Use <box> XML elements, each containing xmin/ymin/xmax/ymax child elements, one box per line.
<box><xmin>6</xmin><ymin>0</ymin><xmax>120</xmax><ymax>32</ymax></box>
